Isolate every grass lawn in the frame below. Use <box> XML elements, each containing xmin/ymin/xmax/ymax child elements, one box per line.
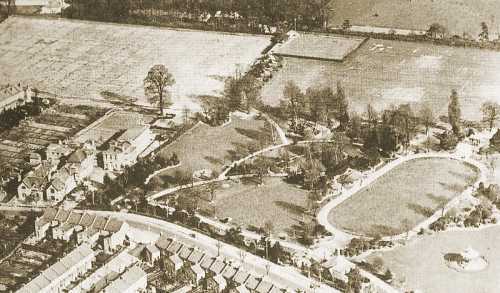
<box><xmin>262</xmin><ymin>37</ymin><xmax>500</xmax><ymax>121</ymax></box>
<box><xmin>156</xmin><ymin>114</ymin><xmax>275</xmax><ymax>178</ymax></box>
<box><xmin>200</xmin><ymin>177</ymin><xmax>311</xmax><ymax>236</ymax></box>
<box><xmin>0</xmin><ymin>16</ymin><xmax>270</xmax><ymax>114</ymax></box>
<box><xmin>368</xmin><ymin>225</ymin><xmax>500</xmax><ymax>293</ymax></box>
<box><xmin>328</xmin><ymin>0</ymin><xmax>500</xmax><ymax>38</ymax></box>
<box><xmin>328</xmin><ymin>158</ymin><xmax>478</xmax><ymax>237</ymax></box>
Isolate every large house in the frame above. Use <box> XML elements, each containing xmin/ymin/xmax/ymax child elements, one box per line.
<box><xmin>0</xmin><ymin>83</ymin><xmax>32</xmax><ymax>112</ymax></box>
<box><xmin>17</xmin><ymin>161</ymin><xmax>57</xmax><ymax>201</ymax></box>
<box><xmin>102</xmin><ymin>126</ymin><xmax>155</xmax><ymax>171</ymax></box>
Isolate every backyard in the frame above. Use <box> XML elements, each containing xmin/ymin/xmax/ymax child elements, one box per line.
<box><xmin>328</xmin><ymin>157</ymin><xmax>478</xmax><ymax>237</ymax></box>
<box><xmin>328</xmin><ymin>0</ymin><xmax>500</xmax><ymax>38</ymax></box>
<box><xmin>0</xmin><ymin>16</ymin><xmax>271</xmax><ymax>115</ymax></box>
<box><xmin>262</xmin><ymin>37</ymin><xmax>500</xmax><ymax>120</ymax></box>
<box><xmin>368</xmin><ymin>225</ymin><xmax>500</xmax><ymax>293</ymax></box>
<box><xmin>198</xmin><ymin>177</ymin><xmax>311</xmax><ymax>237</ymax></box>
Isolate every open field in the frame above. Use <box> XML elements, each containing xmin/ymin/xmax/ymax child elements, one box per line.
<box><xmin>0</xmin><ymin>16</ymin><xmax>271</xmax><ymax>113</ymax></box>
<box><xmin>328</xmin><ymin>0</ymin><xmax>500</xmax><ymax>38</ymax></box>
<box><xmin>328</xmin><ymin>158</ymin><xmax>478</xmax><ymax>237</ymax></box>
<box><xmin>199</xmin><ymin>177</ymin><xmax>311</xmax><ymax>236</ymax></box>
<box><xmin>272</xmin><ymin>33</ymin><xmax>366</xmax><ymax>61</ymax></box>
<box><xmin>262</xmin><ymin>38</ymin><xmax>500</xmax><ymax>120</ymax></box>
<box><xmin>156</xmin><ymin>114</ymin><xmax>274</xmax><ymax>177</ymax></box>
<box><xmin>368</xmin><ymin>225</ymin><xmax>500</xmax><ymax>293</ymax></box>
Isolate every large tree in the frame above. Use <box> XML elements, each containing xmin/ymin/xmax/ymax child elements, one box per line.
<box><xmin>419</xmin><ymin>103</ymin><xmax>435</xmax><ymax>135</ymax></box>
<box><xmin>481</xmin><ymin>101</ymin><xmax>500</xmax><ymax>131</ymax></box>
<box><xmin>144</xmin><ymin>64</ymin><xmax>175</xmax><ymax>116</ymax></box>
<box><xmin>281</xmin><ymin>81</ymin><xmax>306</xmax><ymax>123</ymax></box>
<box><xmin>448</xmin><ymin>89</ymin><xmax>462</xmax><ymax>136</ymax></box>
<box><xmin>335</xmin><ymin>81</ymin><xmax>349</xmax><ymax>130</ymax></box>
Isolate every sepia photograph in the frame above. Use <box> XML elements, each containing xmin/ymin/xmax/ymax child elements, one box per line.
<box><xmin>0</xmin><ymin>1</ymin><xmax>499</xmax><ymax>292</ymax></box>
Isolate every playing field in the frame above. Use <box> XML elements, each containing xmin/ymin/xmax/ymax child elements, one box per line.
<box><xmin>328</xmin><ymin>0</ymin><xmax>500</xmax><ymax>38</ymax></box>
<box><xmin>328</xmin><ymin>158</ymin><xmax>478</xmax><ymax>237</ymax></box>
<box><xmin>368</xmin><ymin>225</ymin><xmax>500</xmax><ymax>293</ymax></box>
<box><xmin>272</xmin><ymin>33</ymin><xmax>366</xmax><ymax>61</ymax></box>
<box><xmin>262</xmin><ymin>38</ymin><xmax>500</xmax><ymax>120</ymax></box>
<box><xmin>201</xmin><ymin>177</ymin><xmax>311</xmax><ymax>236</ymax></box>
<box><xmin>0</xmin><ymin>16</ymin><xmax>270</xmax><ymax>113</ymax></box>
<box><xmin>156</xmin><ymin>113</ymin><xmax>274</xmax><ymax>177</ymax></box>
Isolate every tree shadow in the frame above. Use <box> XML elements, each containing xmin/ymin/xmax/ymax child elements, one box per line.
<box><xmin>274</xmin><ymin>200</ymin><xmax>306</xmax><ymax>216</ymax></box>
<box><xmin>204</xmin><ymin>156</ymin><xmax>224</xmax><ymax>167</ymax></box>
<box><xmin>407</xmin><ymin>202</ymin><xmax>434</xmax><ymax>217</ymax></box>
<box><xmin>439</xmin><ymin>182</ymin><xmax>466</xmax><ymax>193</ymax></box>
<box><xmin>425</xmin><ymin>193</ymin><xmax>449</xmax><ymax>205</ymax></box>
<box><xmin>369</xmin><ymin>225</ymin><xmax>401</xmax><ymax>237</ymax></box>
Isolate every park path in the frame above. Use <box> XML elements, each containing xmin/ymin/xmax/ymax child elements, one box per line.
<box><xmin>316</xmin><ymin>151</ymin><xmax>488</xmax><ymax>246</ymax></box>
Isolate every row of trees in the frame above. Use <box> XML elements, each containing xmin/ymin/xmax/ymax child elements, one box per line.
<box><xmin>63</xmin><ymin>0</ymin><xmax>330</xmax><ymax>32</ymax></box>
<box><xmin>279</xmin><ymin>81</ymin><xmax>350</xmax><ymax>133</ymax></box>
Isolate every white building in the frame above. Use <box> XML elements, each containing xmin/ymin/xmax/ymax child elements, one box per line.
<box><xmin>101</xmin><ymin>265</ymin><xmax>147</xmax><ymax>293</ymax></box>
<box><xmin>16</xmin><ymin>244</ymin><xmax>95</xmax><ymax>293</ymax></box>
<box><xmin>102</xmin><ymin>126</ymin><xmax>155</xmax><ymax>171</ymax></box>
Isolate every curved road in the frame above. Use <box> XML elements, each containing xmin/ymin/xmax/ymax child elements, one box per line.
<box><xmin>316</xmin><ymin>152</ymin><xmax>488</xmax><ymax>243</ymax></box>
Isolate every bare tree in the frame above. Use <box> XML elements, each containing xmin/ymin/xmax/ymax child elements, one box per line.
<box><xmin>419</xmin><ymin>103</ymin><xmax>435</xmax><ymax>135</ymax></box>
<box><xmin>144</xmin><ymin>64</ymin><xmax>175</xmax><ymax>116</ymax></box>
<box><xmin>481</xmin><ymin>101</ymin><xmax>500</xmax><ymax>131</ymax></box>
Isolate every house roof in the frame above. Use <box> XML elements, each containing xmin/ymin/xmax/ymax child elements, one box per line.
<box><xmin>117</xmin><ymin>126</ymin><xmax>148</xmax><ymax>143</ymax></box>
<box><xmin>104</xmin><ymin>218</ymin><xmax>125</xmax><ymax>233</ymax></box>
<box><xmin>255</xmin><ymin>279</ymin><xmax>273</xmax><ymax>293</ymax></box>
<box><xmin>222</xmin><ymin>265</ymin><xmax>238</xmax><ymax>280</ymax></box>
<box><xmin>67</xmin><ymin>211</ymin><xmax>83</xmax><ymax>225</ymax></box>
<box><xmin>245</xmin><ymin>275</ymin><xmax>260</xmax><ymax>290</ymax></box>
<box><xmin>55</xmin><ymin>208</ymin><xmax>71</xmax><ymax>223</ymax></box>
<box><xmin>79</xmin><ymin>213</ymin><xmax>96</xmax><ymax>227</ymax></box>
<box><xmin>209</xmin><ymin>258</ymin><xmax>226</xmax><ymax>275</ymax></box>
<box><xmin>233</xmin><ymin>269</ymin><xmax>250</xmax><ymax>285</ymax></box>
<box><xmin>187</xmin><ymin>249</ymin><xmax>205</xmax><ymax>264</ymax></box>
<box><xmin>179</xmin><ymin>246</ymin><xmax>193</xmax><ymax>260</ymax></box>
<box><xmin>104</xmin><ymin>265</ymin><xmax>146</xmax><ymax>293</ymax></box>
<box><xmin>146</xmin><ymin>244</ymin><xmax>160</xmax><ymax>255</ymax></box>
<box><xmin>155</xmin><ymin>234</ymin><xmax>172</xmax><ymax>250</ymax></box>
<box><xmin>201</xmin><ymin>256</ymin><xmax>216</xmax><ymax>270</ymax></box>
<box><xmin>323</xmin><ymin>256</ymin><xmax>354</xmax><ymax>275</ymax></box>
<box><xmin>92</xmin><ymin>216</ymin><xmax>108</xmax><ymax>230</ymax></box>
<box><xmin>47</xmin><ymin>143</ymin><xmax>73</xmax><ymax>154</ymax></box>
<box><xmin>22</xmin><ymin>176</ymin><xmax>47</xmax><ymax>189</ymax></box>
<box><xmin>166</xmin><ymin>240</ymin><xmax>183</xmax><ymax>254</ymax></box>
<box><xmin>67</xmin><ymin>149</ymin><xmax>88</xmax><ymax>164</ymax></box>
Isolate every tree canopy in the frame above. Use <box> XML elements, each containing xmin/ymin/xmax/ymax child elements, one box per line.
<box><xmin>144</xmin><ymin>64</ymin><xmax>175</xmax><ymax>116</ymax></box>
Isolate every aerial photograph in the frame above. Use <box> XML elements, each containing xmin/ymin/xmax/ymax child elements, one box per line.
<box><xmin>1</xmin><ymin>0</ymin><xmax>500</xmax><ymax>292</ymax></box>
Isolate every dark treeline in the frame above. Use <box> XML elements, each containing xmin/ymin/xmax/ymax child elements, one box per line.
<box><xmin>62</xmin><ymin>0</ymin><xmax>330</xmax><ymax>33</ymax></box>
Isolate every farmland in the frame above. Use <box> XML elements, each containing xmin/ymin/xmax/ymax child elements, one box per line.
<box><xmin>198</xmin><ymin>177</ymin><xmax>311</xmax><ymax>237</ymax></box>
<box><xmin>154</xmin><ymin>113</ymin><xmax>275</xmax><ymax>179</ymax></box>
<box><xmin>328</xmin><ymin>0</ymin><xmax>500</xmax><ymax>38</ymax></box>
<box><xmin>0</xmin><ymin>104</ymin><xmax>104</xmax><ymax>178</ymax></box>
<box><xmin>368</xmin><ymin>225</ymin><xmax>500</xmax><ymax>293</ymax></box>
<box><xmin>328</xmin><ymin>158</ymin><xmax>478</xmax><ymax>237</ymax></box>
<box><xmin>262</xmin><ymin>37</ymin><xmax>500</xmax><ymax>120</ymax></box>
<box><xmin>0</xmin><ymin>16</ymin><xmax>271</xmax><ymax>114</ymax></box>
